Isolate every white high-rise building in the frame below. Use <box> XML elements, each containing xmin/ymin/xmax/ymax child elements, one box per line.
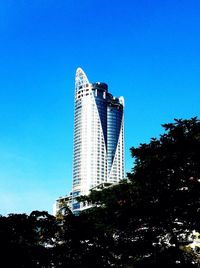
<box><xmin>72</xmin><ymin>68</ymin><xmax>125</xmax><ymax>212</ymax></box>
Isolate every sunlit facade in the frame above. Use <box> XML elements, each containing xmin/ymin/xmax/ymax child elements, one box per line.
<box><xmin>72</xmin><ymin>68</ymin><xmax>125</xmax><ymax>212</ymax></box>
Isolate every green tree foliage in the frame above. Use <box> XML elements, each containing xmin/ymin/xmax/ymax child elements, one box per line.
<box><xmin>1</xmin><ymin>118</ymin><xmax>200</xmax><ymax>267</ymax></box>
<box><xmin>127</xmin><ymin>117</ymin><xmax>200</xmax><ymax>267</ymax></box>
<box><xmin>78</xmin><ymin>117</ymin><xmax>200</xmax><ymax>267</ymax></box>
<box><xmin>0</xmin><ymin>211</ymin><xmax>58</xmax><ymax>267</ymax></box>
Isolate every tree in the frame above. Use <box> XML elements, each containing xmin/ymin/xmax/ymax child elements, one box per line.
<box><xmin>127</xmin><ymin>117</ymin><xmax>200</xmax><ymax>267</ymax></box>
<box><xmin>1</xmin><ymin>117</ymin><xmax>200</xmax><ymax>267</ymax></box>
<box><xmin>0</xmin><ymin>211</ymin><xmax>58</xmax><ymax>267</ymax></box>
<box><xmin>79</xmin><ymin>117</ymin><xmax>200</xmax><ymax>267</ymax></box>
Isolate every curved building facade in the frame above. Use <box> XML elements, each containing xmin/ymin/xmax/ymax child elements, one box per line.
<box><xmin>72</xmin><ymin>68</ymin><xmax>124</xmax><ymax>212</ymax></box>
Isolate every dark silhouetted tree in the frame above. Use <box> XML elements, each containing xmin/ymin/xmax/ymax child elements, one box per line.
<box><xmin>1</xmin><ymin>117</ymin><xmax>200</xmax><ymax>268</ymax></box>
<box><xmin>0</xmin><ymin>211</ymin><xmax>58</xmax><ymax>267</ymax></box>
<box><xmin>79</xmin><ymin>117</ymin><xmax>200</xmax><ymax>267</ymax></box>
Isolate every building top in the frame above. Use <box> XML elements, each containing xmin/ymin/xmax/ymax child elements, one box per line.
<box><xmin>92</xmin><ymin>82</ymin><xmax>108</xmax><ymax>92</ymax></box>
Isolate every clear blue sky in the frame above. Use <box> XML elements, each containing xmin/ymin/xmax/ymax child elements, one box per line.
<box><xmin>0</xmin><ymin>0</ymin><xmax>200</xmax><ymax>215</ymax></box>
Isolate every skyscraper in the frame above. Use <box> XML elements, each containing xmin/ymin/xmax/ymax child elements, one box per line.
<box><xmin>72</xmin><ymin>68</ymin><xmax>125</xmax><ymax>212</ymax></box>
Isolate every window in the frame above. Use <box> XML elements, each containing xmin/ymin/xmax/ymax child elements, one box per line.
<box><xmin>73</xmin><ymin>203</ymin><xmax>80</xmax><ymax>210</ymax></box>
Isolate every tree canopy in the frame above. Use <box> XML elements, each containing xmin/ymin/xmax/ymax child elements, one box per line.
<box><xmin>1</xmin><ymin>117</ymin><xmax>200</xmax><ymax>267</ymax></box>
<box><xmin>78</xmin><ymin>117</ymin><xmax>200</xmax><ymax>267</ymax></box>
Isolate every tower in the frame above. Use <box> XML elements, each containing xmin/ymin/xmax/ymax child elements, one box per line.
<box><xmin>72</xmin><ymin>68</ymin><xmax>124</xmax><ymax>212</ymax></box>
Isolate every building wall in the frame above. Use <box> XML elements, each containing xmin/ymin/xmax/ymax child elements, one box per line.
<box><xmin>72</xmin><ymin>68</ymin><xmax>124</xmax><ymax>212</ymax></box>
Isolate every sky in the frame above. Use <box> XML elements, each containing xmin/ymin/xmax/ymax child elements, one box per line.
<box><xmin>0</xmin><ymin>0</ymin><xmax>200</xmax><ymax>215</ymax></box>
